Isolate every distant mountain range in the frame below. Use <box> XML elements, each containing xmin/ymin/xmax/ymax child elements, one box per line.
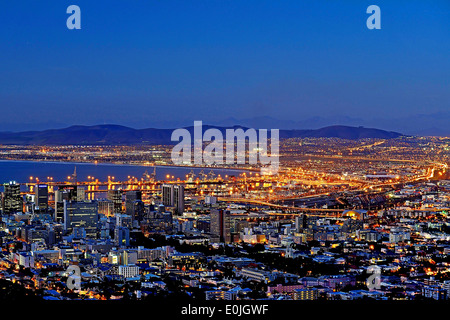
<box><xmin>139</xmin><ymin>114</ymin><xmax>450</xmax><ymax>137</ymax></box>
<box><xmin>0</xmin><ymin>124</ymin><xmax>403</xmax><ymax>145</ymax></box>
<box><xmin>1</xmin><ymin>112</ymin><xmax>449</xmax><ymax>136</ymax></box>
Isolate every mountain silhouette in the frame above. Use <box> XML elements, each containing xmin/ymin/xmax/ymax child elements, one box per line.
<box><xmin>0</xmin><ymin>124</ymin><xmax>403</xmax><ymax>145</ymax></box>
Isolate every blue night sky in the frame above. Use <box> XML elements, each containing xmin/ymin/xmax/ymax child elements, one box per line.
<box><xmin>0</xmin><ymin>1</ymin><xmax>449</xmax><ymax>134</ymax></box>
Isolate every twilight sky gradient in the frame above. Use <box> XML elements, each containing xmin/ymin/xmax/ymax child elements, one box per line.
<box><xmin>0</xmin><ymin>1</ymin><xmax>449</xmax><ymax>134</ymax></box>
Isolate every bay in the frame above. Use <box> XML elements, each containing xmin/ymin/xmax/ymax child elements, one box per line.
<box><xmin>0</xmin><ymin>160</ymin><xmax>246</xmax><ymax>185</ymax></box>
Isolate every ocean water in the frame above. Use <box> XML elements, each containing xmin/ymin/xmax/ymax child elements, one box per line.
<box><xmin>0</xmin><ymin>160</ymin><xmax>245</xmax><ymax>184</ymax></box>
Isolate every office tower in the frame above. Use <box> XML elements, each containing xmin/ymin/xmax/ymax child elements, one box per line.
<box><xmin>304</xmin><ymin>216</ymin><xmax>319</xmax><ymax>241</ymax></box>
<box><xmin>115</xmin><ymin>213</ymin><xmax>133</xmax><ymax>229</ymax></box>
<box><xmin>24</xmin><ymin>194</ymin><xmax>35</xmax><ymax>213</ymax></box>
<box><xmin>34</xmin><ymin>184</ymin><xmax>48</xmax><ymax>211</ymax></box>
<box><xmin>125</xmin><ymin>191</ymin><xmax>145</xmax><ymax>221</ymax></box>
<box><xmin>55</xmin><ymin>185</ymin><xmax>84</xmax><ymax>202</ymax></box>
<box><xmin>52</xmin><ymin>224</ymin><xmax>64</xmax><ymax>243</ymax></box>
<box><xmin>98</xmin><ymin>200</ymin><xmax>115</xmax><ymax>217</ymax></box>
<box><xmin>63</xmin><ymin>200</ymin><xmax>99</xmax><ymax>238</ymax></box>
<box><xmin>2</xmin><ymin>181</ymin><xmax>23</xmax><ymax>214</ymax></box>
<box><xmin>196</xmin><ymin>218</ymin><xmax>210</xmax><ymax>234</ymax></box>
<box><xmin>76</xmin><ymin>187</ymin><xmax>85</xmax><ymax>201</ymax></box>
<box><xmin>114</xmin><ymin>226</ymin><xmax>130</xmax><ymax>246</ymax></box>
<box><xmin>162</xmin><ymin>184</ymin><xmax>174</xmax><ymax>207</ymax></box>
<box><xmin>173</xmin><ymin>185</ymin><xmax>185</xmax><ymax>214</ymax></box>
<box><xmin>127</xmin><ymin>200</ymin><xmax>144</xmax><ymax>221</ymax></box>
<box><xmin>107</xmin><ymin>189</ymin><xmax>122</xmax><ymax>214</ymax></box>
<box><xmin>295</xmin><ymin>214</ymin><xmax>307</xmax><ymax>233</ymax></box>
<box><xmin>210</xmin><ymin>209</ymin><xmax>231</xmax><ymax>243</ymax></box>
<box><xmin>55</xmin><ymin>186</ymin><xmax>86</xmax><ymax>220</ymax></box>
<box><xmin>54</xmin><ymin>202</ymin><xmax>65</xmax><ymax>223</ymax></box>
<box><xmin>126</xmin><ymin>190</ymin><xmax>141</xmax><ymax>202</ymax></box>
<box><xmin>162</xmin><ymin>184</ymin><xmax>184</xmax><ymax>214</ymax></box>
<box><xmin>55</xmin><ymin>186</ymin><xmax>77</xmax><ymax>222</ymax></box>
<box><xmin>210</xmin><ymin>209</ymin><xmax>223</xmax><ymax>243</ymax></box>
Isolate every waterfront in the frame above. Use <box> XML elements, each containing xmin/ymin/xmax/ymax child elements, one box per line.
<box><xmin>0</xmin><ymin>160</ymin><xmax>246</xmax><ymax>184</ymax></box>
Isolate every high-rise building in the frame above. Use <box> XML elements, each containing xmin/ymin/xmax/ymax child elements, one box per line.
<box><xmin>126</xmin><ymin>190</ymin><xmax>141</xmax><ymax>202</ymax></box>
<box><xmin>114</xmin><ymin>226</ymin><xmax>130</xmax><ymax>246</ymax></box>
<box><xmin>210</xmin><ymin>209</ymin><xmax>231</xmax><ymax>243</ymax></box>
<box><xmin>55</xmin><ymin>185</ymin><xmax>84</xmax><ymax>202</ymax></box>
<box><xmin>210</xmin><ymin>209</ymin><xmax>223</xmax><ymax>243</ymax></box>
<box><xmin>54</xmin><ymin>202</ymin><xmax>65</xmax><ymax>223</ymax></box>
<box><xmin>295</xmin><ymin>214</ymin><xmax>307</xmax><ymax>232</ymax></box>
<box><xmin>162</xmin><ymin>184</ymin><xmax>174</xmax><ymax>207</ymax></box>
<box><xmin>162</xmin><ymin>184</ymin><xmax>184</xmax><ymax>214</ymax></box>
<box><xmin>76</xmin><ymin>187</ymin><xmax>85</xmax><ymax>202</ymax></box>
<box><xmin>115</xmin><ymin>213</ymin><xmax>133</xmax><ymax>229</ymax></box>
<box><xmin>55</xmin><ymin>186</ymin><xmax>85</xmax><ymax>221</ymax></box>
<box><xmin>107</xmin><ymin>190</ymin><xmax>122</xmax><ymax>214</ymax></box>
<box><xmin>98</xmin><ymin>199</ymin><xmax>115</xmax><ymax>217</ymax></box>
<box><xmin>63</xmin><ymin>200</ymin><xmax>99</xmax><ymax>238</ymax></box>
<box><xmin>173</xmin><ymin>185</ymin><xmax>185</xmax><ymax>214</ymax></box>
<box><xmin>125</xmin><ymin>191</ymin><xmax>145</xmax><ymax>221</ymax></box>
<box><xmin>35</xmin><ymin>184</ymin><xmax>48</xmax><ymax>211</ymax></box>
<box><xmin>2</xmin><ymin>181</ymin><xmax>23</xmax><ymax>214</ymax></box>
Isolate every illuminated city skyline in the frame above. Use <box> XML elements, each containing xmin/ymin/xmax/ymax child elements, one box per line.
<box><xmin>0</xmin><ymin>1</ymin><xmax>448</xmax><ymax>312</ymax></box>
